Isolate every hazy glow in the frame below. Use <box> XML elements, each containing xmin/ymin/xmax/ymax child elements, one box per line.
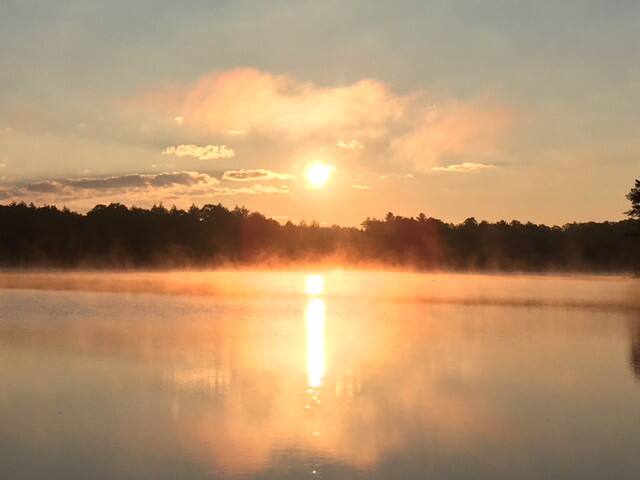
<box><xmin>305</xmin><ymin>162</ymin><xmax>334</xmax><ymax>189</ymax></box>
<box><xmin>305</xmin><ymin>298</ymin><xmax>326</xmax><ymax>388</ymax></box>
<box><xmin>305</xmin><ymin>274</ymin><xmax>325</xmax><ymax>296</ymax></box>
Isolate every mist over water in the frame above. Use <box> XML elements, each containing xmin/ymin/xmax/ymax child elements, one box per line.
<box><xmin>1</xmin><ymin>271</ymin><xmax>640</xmax><ymax>479</ymax></box>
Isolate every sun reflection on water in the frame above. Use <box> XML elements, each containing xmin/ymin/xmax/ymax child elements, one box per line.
<box><xmin>305</xmin><ymin>275</ymin><xmax>326</xmax><ymax>389</ymax></box>
<box><xmin>304</xmin><ymin>274</ymin><xmax>325</xmax><ymax>296</ymax></box>
<box><xmin>306</xmin><ymin>298</ymin><xmax>326</xmax><ymax>388</ymax></box>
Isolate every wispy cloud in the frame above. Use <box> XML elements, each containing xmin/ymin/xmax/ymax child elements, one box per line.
<box><xmin>430</xmin><ymin>162</ymin><xmax>495</xmax><ymax>173</ymax></box>
<box><xmin>173</xmin><ymin>116</ymin><xmax>185</xmax><ymax>125</ymax></box>
<box><xmin>222</xmin><ymin>169</ymin><xmax>295</xmax><ymax>182</ymax></box>
<box><xmin>132</xmin><ymin>68</ymin><xmax>406</xmax><ymax>140</ymax></box>
<box><xmin>213</xmin><ymin>184</ymin><xmax>290</xmax><ymax>196</ymax></box>
<box><xmin>226</xmin><ymin>129</ymin><xmax>247</xmax><ymax>136</ymax></box>
<box><xmin>162</xmin><ymin>144</ymin><xmax>235</xmax><ymax>160</ymax></box>
<box><xmin>352</xmin><ymin>184</ymin><xmax>371</xmax><ymax>190</ymax></box>
<box><xmin>337</xmin><ymin>139</ymin><xmax>364</xmax><ymax>150</ymax></box>
<box><xmin>390</xmin><ymin>103</ymin><xmax>511</xmax><ymax>172</ymax></box>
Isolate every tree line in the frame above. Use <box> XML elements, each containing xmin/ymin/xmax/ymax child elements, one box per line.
<box><xmin>1</xmin><ymin>182</ymin><xmax>638</xmax><ymax>272</ymax></box>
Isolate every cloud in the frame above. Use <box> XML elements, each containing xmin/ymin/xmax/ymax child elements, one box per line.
<box><xmin>132</xmin><ymin>68</ymin><xmax>407</xmax><ymax>139</ymax></box>
<box><xmin>213</xmin><ymin>184</ymin><xmax>290</xmax><ymax>196</ymax></box>
<box><xmin>26</xmin><ymin>181</ymin><xmax>65</xmax><ymax>193</ymax></box>
<box><xmin>430</xmin><ymin>162</ymin><xmax>495</xmax><ymax>173</ymax></box>
<box><xmin>222</xmin><ymin>168</ymin><xmax>295</xmax><ymax>182</ymax></box>
<box><xmin>390</xmin><ymin>102</ymin><xmax>511</xmax><ymax>172</ymax></box>
<box><xmin>3</xmin><ymin>171</ymin><xmax>289</xmax><ymax>207</ymax></box>
<box><xmin>162</xmin><ymin>144</ymin><xmax>235</xmax><ymax>160</ymax></box>
<box><xmin>20</xmin><ymin>172</ymin><xmax>220</xmax><ymax>197</ymax></box>
<box><xmin>173</xmin><ymin>116</ymin><xmax>185</xmax><ymax>125</ymax></box>
<box><xmin>352</xmin><ymin>184</ymin><xmax>371</xmax><ymax>190</ymax></box>
<box><xmin>337</xmin><ymin>139</ymin><xmax>364</xmax><ymax>150</ymax></box>
<box><xmin>130</xmin><ymin>68</ymin><xmax>511</xmax><ymax>173</ymax></box>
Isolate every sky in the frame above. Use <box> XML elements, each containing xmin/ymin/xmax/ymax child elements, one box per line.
<box><xmin>1</xmin><ymin>0</ymin><xmax>639</xmax><ymax>226</ymax></box>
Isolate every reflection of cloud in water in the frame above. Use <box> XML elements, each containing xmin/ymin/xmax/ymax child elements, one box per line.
<box><xmin>3</xmin><ymin>272</ymin><xmax>637</xmax><ymax>478</ymax></box>
<box><xmin>162</xmin><ymin>277</ymin><xmax>506</xmax><ymax>477</ymax></box>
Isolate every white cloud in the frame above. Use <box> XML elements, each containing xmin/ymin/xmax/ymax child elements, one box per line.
<box><xmin>162</xmin><ymin>144</ymin><xmax>235</xmax><ymax>160</ymax></box>
<box><xmin>173</xmin><ymin>116</ymin><xmax>185</xmax><ymax>125</ymax></box>
<box><xmin>430</xmin><ymin>162</ymin><xmax>495</xmax><ymax>173</ymax></box>
<box><xmin>222</xmin><ymin>168</ymin><xmax>295</xmax><ymax>182</ymax></box>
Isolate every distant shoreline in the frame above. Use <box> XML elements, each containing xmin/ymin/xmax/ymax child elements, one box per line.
<box><xmin>1</xmin><ymin>202</ymin><xmax>639</xmax><ymax>273</ymax></box>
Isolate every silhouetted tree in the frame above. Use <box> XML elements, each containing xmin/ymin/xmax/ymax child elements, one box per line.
<box><xmin>0</xmin><ymin>201</ymin><xmax>638</xmax><ymax>271</ymax></box>
<box><xmin>627</xmin><ymin>178</ymin><xmax>640</xmax><ymax>220</ymax></box>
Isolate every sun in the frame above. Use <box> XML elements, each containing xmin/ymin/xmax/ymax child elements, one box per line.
<box><xmin>305</xmin><ymin>162</ymin><xmax>335</xmax><ymax>189</ymax></box>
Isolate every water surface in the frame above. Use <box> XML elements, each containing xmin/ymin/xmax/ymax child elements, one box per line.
<box><xmin>1</xmin><ymin>271</ymin><xmax>640</xmax><ymax>479</ymax></box>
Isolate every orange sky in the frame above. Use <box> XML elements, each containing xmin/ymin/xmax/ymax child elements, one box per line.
<box><xmin>1</xmin><ymin>1</ymin><xmax>639</xmax><ymax>225</ymax></box>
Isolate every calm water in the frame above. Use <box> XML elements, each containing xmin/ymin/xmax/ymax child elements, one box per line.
<box><xmin>1</xmin><ymin>271</ymin><xmax>640</xmax><ymax>479</ymax></box>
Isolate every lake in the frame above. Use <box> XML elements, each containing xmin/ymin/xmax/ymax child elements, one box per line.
<box><xmin>1</xmin><ymin>271</ymin><xmax>640</xmax><ymax>479</ymax></box>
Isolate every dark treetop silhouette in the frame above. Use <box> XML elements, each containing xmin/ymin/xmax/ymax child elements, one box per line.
<box><xmin>1</xmin><ymin>177</ymin><xmax>638</xmax><ymax>271</ymax></box>
<box><xmin>627</xmin><ymin>178</ymin><xmax>640</xmax><ymax>220</ymax></box>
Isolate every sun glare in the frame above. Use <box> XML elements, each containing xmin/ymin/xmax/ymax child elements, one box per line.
<box><xmin>305</xmin><ymin>298</ymin><xmax>326</xmax><ymax>388</ymax></box>
<box><xmin>305</xmin><ymin>162</ymin><xmax>335</xmax><ymax>189</ymax></box>
<box><xmin>305</xmin><ymin>274</ymin><xmax>325</xmax><ymax>296</ymax></box>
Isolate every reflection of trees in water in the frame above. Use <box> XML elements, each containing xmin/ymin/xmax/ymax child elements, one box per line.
<box><xmin>630</xmin><ymin>314</ymin><xmax>640</xmax><ymax>380</ymax></box>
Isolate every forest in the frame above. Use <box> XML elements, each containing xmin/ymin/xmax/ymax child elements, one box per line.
<box><xmin>1</xmin><ymin>187</ymin><xmax>638</xmax><ymax>272</ymax></box>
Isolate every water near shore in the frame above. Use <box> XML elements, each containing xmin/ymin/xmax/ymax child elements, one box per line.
<box><xmin>1</xmin><ymin>271</ymin><xmax>640</xmax><ymax>479</ymax></box>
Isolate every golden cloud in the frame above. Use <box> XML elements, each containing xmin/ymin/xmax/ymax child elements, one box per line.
<box><xmin>337</xmin><ymin>139</ymin><xmax>365</xmax><ymax>150</ymax></box>
<box><xmin>133</xmin><ymin>68</ymin><xmax>407</xmax><ymax>139</ymax></box>
<box><xmin>222</xmin><ymin>168</ymin><xmax>295</xmax><ymax>182</ymax></box>
<box><xmin>431</xmin><ymin>162</ymin><xmax>495</xmax><ymax>173</ymax></box>
<box><xmin>132</xmin><ymin>68</ymin><xmax>511</xmax><ymax>172</ymax></box>
<box><xmin>390</xmin><ymin>102</ymin><xmax>511</xmax><ymax>172</ymax></box>
<box><xmin>162</xmin><ymin>144</ymin><xmax>235</xmax><ymax>160</ymax></box>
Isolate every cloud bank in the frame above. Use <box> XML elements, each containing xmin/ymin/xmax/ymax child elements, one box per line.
<box><xmin>1</xmin><ymin>171</ymin><xmax>290</xmax><ymax>208</ymax></box>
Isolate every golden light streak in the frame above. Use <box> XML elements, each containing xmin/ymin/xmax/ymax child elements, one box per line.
<box><xmin>305</xmin><ymin>298</ymin><xmax>326</xmax><ymax>388</ymax></box>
